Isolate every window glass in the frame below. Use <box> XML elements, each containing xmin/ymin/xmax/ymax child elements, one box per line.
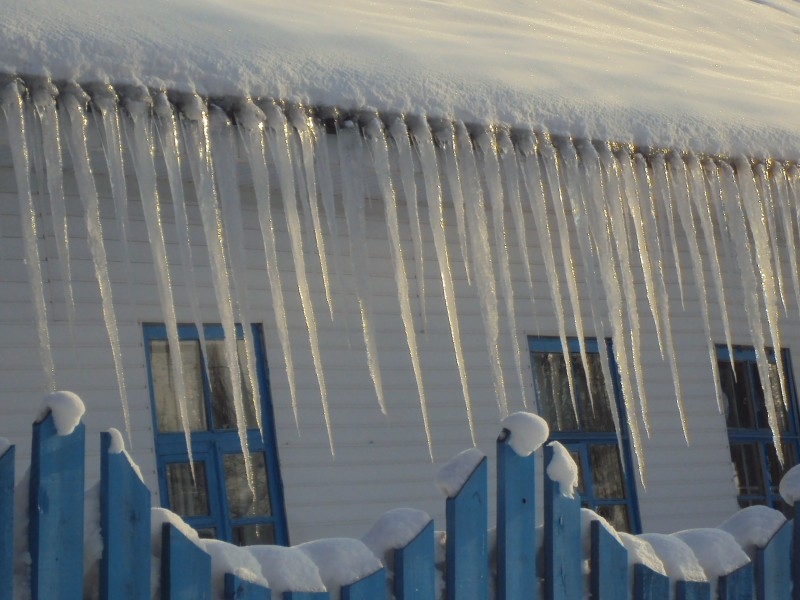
<box><xmin>151</xmin><ymin>340</ymin><xmax>207</xmax><ymax>432</ymax></box>
<box><xmin>596</xmin><ymin>504</ymin><xmax>630</xmax><ymax>533</ymax></box>
<box><xmin>233</xmin><ymin>524</ymin><xmax>275</xmax><ymax>546</ymax></box>
<box><xmin>166</xmin><ymin>461</ymin><xmax>210</xmax><ymax>517</ymax></box>
<box><xmin>589</xmin><ymin>444</ymin><xmax>625</xmax><ymax>499</ymax></box>
<box><xmin>208</xmin><ymin>340</ymin><xmax>258</xmax><ymax>430</ymax></box>
<box><xmin>577</xmin><ymin>354</ymin><xmax>614</xmax><ymax>432</ymax></box>
<box><xmin>224</xmin><ymin>452</ymin><xmax>272</xmax><ymax>518</ymax></box>
<box><xmin>533</xmin><ymin>352</ymin><xmax>578</xmax><ymax>431</ymax></box>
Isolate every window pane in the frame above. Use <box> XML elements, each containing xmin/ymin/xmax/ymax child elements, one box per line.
<box><xmin>208</xmin><ymin>340</ymin><xmax>258</xmax><ymax>430</ymax></box>
<box><xmin>596</xmin><ymin>504</ymin><xmax>631</xmax><ymax>533</ymax></box>
<box><xmin>233</xmin><ymin>523</ymin><xmax>275</xmax><ymax>546</ymax></box>
<box><xmin>589</xmin><ymin>444</ymin><xmax>626</xmax><ymax>499</ymax></box>
<box><xmin>166</xmin><ymin>462</ymin><xmax>210</xmax><ymax>517</ymax></box>
<box><xmin>576</xmin><ymin>354</ymin><xmax>614</xmax><ymax>432</ymax></box>
<box><xmin>196</xmin><ymin>528</ymin><xmax>217</xmax><ymax>540</ymax></box>
<box><xmin>151</xmin><ymin>340</ymin><xmax>207</xmax><ymax>432</ymax></box>
<box><xmin>224</xmin><ymin>453</ymin><xmax>272</xmax><ymax>518</ymax></box>
<box><xmin>767</xmin><ymin>364</ymin><xmax>790</xmax><ymax>433</ymax></box>
<box><xmin>730</xmin><ymin>443</ymin><xmax>765</xmax><ymax>498</ymax></box>
<box><xmin>721</xmin><ymin>360</ymin><xmax>757</xmax><ymax>429</ymax></box>
<box><xmin>533</xmin><ymin>352</ymin><xmax>578</xmax><ymax>431</ymax></box>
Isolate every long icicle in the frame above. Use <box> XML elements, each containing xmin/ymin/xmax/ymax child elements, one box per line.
<box><xmin>757</xmin><ymin>162</ymin><xmax>788</xmax><ymax>316</ymax></box>
<box><xmin>772</xmin><ymin>164</ymin><xmax>800</xmax><ymax>325</ymax></box>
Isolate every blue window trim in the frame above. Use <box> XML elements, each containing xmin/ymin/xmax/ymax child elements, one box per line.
<box><xmin>143</xmin><ymin>323</ymin><xmax>289</xmax><ymax>545</ymax></box>
<box><xmin>528</xmin><ymin>336</ymin><xmax>642</xmax><ymax>533</ymax></box>
<box><xmin>717</xmin><ymin>344</ymin><xmax>800</xmax><ymax>511</ymax></box>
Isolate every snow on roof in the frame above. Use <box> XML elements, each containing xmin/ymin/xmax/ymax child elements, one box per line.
<box><xmin>2</xmin><ymin>0</ymin><xmax>799</xmax><ymax>156</ymax></box>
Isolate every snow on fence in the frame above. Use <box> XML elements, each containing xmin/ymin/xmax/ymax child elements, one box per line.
<box><xmin>1</xmin><ymin>398</ymin><xmax>799</xmax><ymax>600</ymax></box>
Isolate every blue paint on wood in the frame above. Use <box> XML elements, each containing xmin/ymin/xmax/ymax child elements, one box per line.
<box><xmin>675</xmin><ymin>580</ymin><xmax>711</xmax><ymax>600</ymax></box>
<box><xmin>756</xmin><ymin>519</ymin><xmax>792</xmax><ymax>600</ymax></box>
<box><xmin>496</xmin><ymin>431</ymin><xmax>536</xmax><ymax>600</ymax></box>
<box><xmin>100</xmin><ymin>432</ymin><xmax>151</xmax><ymax>600</ymax></box>
<box><xmin>718</xmin><ymin>563</ymin><xmax>754</xmax><ymax>600</ymax></box>
<box><xmin>590</xmin><ymin>520</ymin><xmax>628</xmax><ymax>600</ymax></box>
<box><xmin>793</xmin><ymin>512</ymin><xmax>800</xmax><ymax>600</ymax></box>
<box><xmin>446</xmin><ymin>456</ymin><xmax>488</xmax><ymax>600</ymax></box>
<box><xmin>543</xmin><ymin>444</ymin><xmax>581</xmax><ymax>600</ymax></box>
<box><xmin>341</xmin><ymin>568</ymin><xmax>387</xmax><ymax>600</ymax></box>
<box><xmin>161</xmin><ymin>523</ymin><xmax>212</xmax><ymax>600</ymax></box>
<box><xmin>282</xmin><ymin>593</ymin><xmax>329</xmax><ymax>600</ymax></box>
<box><xmin>28</xmin><ymin>413</ymin><xmax>85</xmax><ymax>600</ymax></box>
<box><xmin>633</xmin><ymin>564</ymin><xmax>669</xmax><ymax>600</ymax></box>
<box><xmin>395</xmin><ymin>520</ymin><xmax>435</xmax><ymax>600</ymax></box>
<box><xmin>224</xmin><ymin>573</ymin><xmax>271</xmax><ymax>599</ymax></box>
<box><xmin>0</xmin><ymin>445</ymin><xmax>14</xmax><ymax>600</ymax></box>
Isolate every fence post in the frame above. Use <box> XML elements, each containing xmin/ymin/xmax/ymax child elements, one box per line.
<box><xmin>755</xmin><ymin>518</ymin><xmax>792</xmax><ymax>600</ymax></box>
<box><xmin>675</xmin><ymin>580</ymin><xmax>710</xmax><ymax>600</ymax></box>
<box><xmin>282</xmin><ymin>592</ymin><xmax>329</xmax><ymax>600</ymax></box>
<box><xmin>161</xmin><ymin>522</ymin><xmax>212</xmax><ymax>600</ymax></box>
<box><xmin>543</xmin><ymin>444</ymin><xmax>581</xmax><ymax>600</ymax></box>
<box><xmin>590</xmin><ymin>520</ymin><xmax>628</xmax><ymax>600</ymax></box>
<box><xmin>0</xmin><ymin>444</ymin><xmax>13</xmax><ymax>600</ymax></box>
<box><xmin>29</xmin><ymin>412</ymin><xmax>85</xmax><ymax>600</ymax></box>
<box><xmin>633</xmin><ymin>564</ymin><xmax>669</xmax><ymax>600</ymax></box>
<box><xmin>446</xmin><ymin>456</ymin><xmax>488</xmax><ymax>600</ymax></box>
<box><xmin>793</xmin><ymin>509</ymin><xmax>800</xmax><ymax>600</ymax></box>
<box><xmin>717</xmin><ymin>562</ymin><xmax>754</xmax><ymax>600</ymax></box>
<box><xmin>340</xmin><ymin>567</ymin><xmax>387</xmax><ymax>600</ymax></box>
<box><xmin>394</xmin><ymin>519</ymin><xmax>435</xmax><ymax>600</ymax></box>
<box><xmin>99</xmin><ymin>432</ymin><xmax>152</xmax><ymax>600</ymax></box>
<box><xmin>224</xmin><ymin>573</ymin><xmax>271</xmax><ymax>599</ymax></box>
<box><xmin>496</xmin><ymin>430</ymin><xmax>536</xmax><ymax>600</ymax></box>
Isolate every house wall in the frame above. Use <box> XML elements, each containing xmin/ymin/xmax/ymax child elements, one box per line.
<box><xmin>0</xmin><ymin>113</ymin><xmax>786</xmax><ymax>544</ymax></box>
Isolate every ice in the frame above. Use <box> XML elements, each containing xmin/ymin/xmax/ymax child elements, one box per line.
<box><xmin>435</xmin><ymin>448</ymin><xmax>485</xmax><ymax>498</ymax></box>
<box><xmin>38</xmin><ymin>390</ymin><xmax>85</xmax><ymax>435</ymax></box>
<box><xmin>203</xmin><ymin>538</ymin><xmax>269</xmax><ymax>597</ymax></box>
<box><xmin>298</xmin><ymin>538</ymin><xmax>383</xmax><ymax>600</ymax></box>
<box><xmin>500</xmin><ymin>411</ymin><xmax>549</xmax><ymax>457</ymax></box>
<box><xmin>651</xmin><ymin>153</ymin><xmax>686</xmax><ymax>308</ymax></box>
<box><xmin>248</xmin><ymin>545</ymin><xmax>326</xmax><ymax>595</ymax></box>
<box><xmin>388</xmin><ymin>117</ymin><xmax>427</xmax><ymax>329</ymax></box>
<box><xmin>672</xmin><ymin>528</ymin><xmax>749</xmax><ymax>595</ymax></box>
<box><xmin>261</xmin><ymin>101</ymin><xmax>331</xmax><ymax>450</ymax></box>
<box><xmin>779</xmin><ymin>463</ymin><xmax>800</xmax><ymax>505</ymax></box>
<box><xmin>755</xmin><ymin>163</ymin><xmax>788</xmax><ymax>314</ymax></box>
<box><xmin>361</xmin><ymin>507</ymin><xmax>432</xmax><ymax>568</ymax></box>
<box><xmin>717</xmin><ymin>505</ymin><xmax>786</xmax><ymax>556</ymax></box>
<box><xmin>409</xmin><ymin>118</ymin><xmax>475</xmax><ymax>445</ymax></box>
<box><xmin>637</xmin><ymin>533</ymin><xmax>706</xmax><ymax>583</ymax></box>
<box><xmin>1</xmin><ymin>82</ymin><xmax>55</xmax><ymax>393</ymax></box>
<box><xmin>125</xmin><ymin>91</ymin><xmax>196</xmax><ymax>471</ymax></box>
<box><xmin>364</xmin><ymin>117</ymin><xmax>430</xmax><ymax>455</ymax></box>
<box><xmin>61</xmin><ymin>87</ymin><xmax>130</xmax><ymax>440</ymax></box>
<box><xmin>772</xmin><ymin>164</ymin><xmax>800</xmax><ymax>322</ymax></box>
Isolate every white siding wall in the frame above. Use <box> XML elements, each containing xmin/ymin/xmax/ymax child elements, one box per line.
<box><xmin>0</xmin><ymin>117</ymin><xmax>787</xmax><ymax>543</ymax></box>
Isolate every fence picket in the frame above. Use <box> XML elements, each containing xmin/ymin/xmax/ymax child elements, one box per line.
<box><xmin>755</xmin><ymin>518</ymin><xmax>793</xmax><ymax>600</ymax></box>
<box><xmin>161</xmin><ymin>522</ymin><xmax>212</xmax><ymax>600</ymax></box>
<box><xmin>282</xmin><ymin>592</ymin><xmax>329</xmax><ymax>599</ymax></box>
<box><xmin>717</xmin><ymin>562</ymin><xmax>754</xmax><ymax>600</ymax></box>
<box><xmin>795</xmin><ymin>509</ymin><xmax>800</xmax><ymax>600</ymax></box>
<box><xmin>675</xmin><ymin>580</ymin><xmax>710</xmax><ymax>600</ymax></box>
<box><xmin>633</xmin><ymin>564</ymin><xmax>669</xmax><ymax>600</ymax></box>
<box><xmin>590</xmin><ymin>520</ymin><xmax>628</xmax><ymax>600</ymax></box>
<box><xmin>496</xmin><ymin>431</ymin><xmax>537</xmax><ymax>600</ymax></box>
<box><xmin>0</xmin><ymin>445</ymin><xmax>13</xmax><ymax>600</ymax></box>
<box><xmin>224</xmin><ymin>573</ymin><xmax>271</xmax><ymax>599</ymax></box>
<box><xmin>29</xmin><ymin>412</ymin><xmax>85</xmax><ymax>600</ymax></box>
<box><xmin>340</xmin><ymin>567</ymin><xmax>387</xmax><ymax>600</ymax></box>
<box><xmin>100</xmin><ymin>432</ymin><xmax>151</xmax><ymax>600</ymax></box>
<box><xmin>395</xmin><ymin>519</ymin><xmax>435</xmax><ymax>600</ymax></box>
<box><xmin>446</xmin><ymin>456</ymin><xmax>488</xmax><ymax>600</ymax></box>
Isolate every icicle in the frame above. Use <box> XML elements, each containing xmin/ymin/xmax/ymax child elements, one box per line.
<box><xmin>756</xmin><ymin>163</ymin><xmax>788</xmax><ymax>315</ymax></box>
<box><xmin>408</xmin><ymin>118</ymin><xmax>475</xmax><ymax>445</ymax></box>
<box><xmin>31</xmin><ymin>83</ymin><xmax>76</xmax><ymax>338</ymax></box>
<box><xmin>720</xmin><ymin>161</ymin><xmax>783</xmax><ymax>463</ymax></box>
<box><xmin>771</xmin><ymin>164</ymin><xmax>800</xmax><ymax>324</ymax></box>
<box><xmin>475</xmin><ymin>126</ymin><xmax>526</xmax><ymax>410</ymax></box>
<box><xmin>364</xmin><ymin>116</ymin><xmax>431</xmax><ymax>457</ymax></box>
<box><xmin>517</xmin><ymin>132</ymin><xmax>579</xmax><ymax>421</ymax></box>
<box><xmin>260</xmin><ymin>100</ymin><xmax>332</xmax><ymax>452</ymax></box>
<box><xmin>651</xmin><ymin>150</ymin><xmax>686</xmax><ymax>309</ymax></box>
<box><xmin>123</xmin><ymin>90</ymin><xmax>195</xmax><ymax>470</ymax></box>
<box><xmin>336</xmin><ymin>118</ymin><xmax>386</xmax><ymax>413</ymax></box>
<box><xmin>60</xmin><ymin>85</ymin><xmax>129</xmax><ymax>439</ymax></box>
<box><xmin>388</xmin><ymin>117</ymin><xmax>427</xmax><ymax>331</ymax></box>
<box><xmin>433</xmin><ymin>122</ymin><xmax>472</xmax><ymax>284</ymax></box>
<box><xmin>237</xmin><ymin>100</ymin><xmax>301</xmax><ymax>431</ymax></box>
<box><xmin>1</xmin><ymin>82</ymin><xmax>55</xmax><ymax>392</ymax></box>
<box><xmin>180</xmin><ymin>95</ymin><xmax>254</xmax><ymax>488</ymax></box>
<box><xmin>703</xmin><ymin>159</ymin><xmax>737</xmax><ymax>314</ymax></box>
<box><xmin>209</xmin><ymin>107</ymin><xmax>263</xmax><ymax>433</ymax></box>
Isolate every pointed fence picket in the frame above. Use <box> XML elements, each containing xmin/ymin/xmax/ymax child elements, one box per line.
<box><xmin>3</xmin><ymin>410</ymin><xmax>800</xmax><ymax>599</ymax></box>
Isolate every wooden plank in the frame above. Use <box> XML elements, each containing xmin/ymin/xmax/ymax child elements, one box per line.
<box><xmin>224</xmin><ymin>573</ymin><xmax>271</xmax><ymax>599</ymax></box>
<box><xmin>793</xmin><ymin>512</ymin><xmax>800</xmax><ymax>600</ymax></box>
<box><xmin>340</xmin><ymin>567</ymin><xmax>387</xmax><ymax>600</ymax></box>
<box><xmin>0</xmin><ymin>445</ymin><xmax>13</xmax><ymax>600</ymax></box>
<box><xmin>446</xmin><ymin>457</ymin><xmax>488</xmax><ymax>600</ymax></box>
<box><xmin>543</xmin><ymin>445</ymin><xmax>581</xmax><ymax>600</ymax></box>
<box><xmin>675</xmin><ymin>580</ymin><xmax>711</xmax><ymax>600</ymax></box>
<box><xmin>496</xmin><ymin>431</ymin><xmax>536</xmax><ymax>600</ymax></box>
<box><xmin>756</xmin><ymin>519</ymin><xmax>792</xmax><ymax>600</ymax></box>
<box><xmin>717</xmin><ymin>562</ymin><xmax>754</xmax><ymax>600</ymax></box>
<box><xmin>632</xmin><ymin>564</ymin><xmax>669</xmax><ymax>600</ymax></box>
<box><xmin>161</xmin><ymin>523</ymin><xmax>212</xmax><ymax>600</ymax></box>
<box><xmin>394</xmin><ymin>520</ymin><xmax>435</xmax><ymax>600</ymax></box>
<box><xmin>282</xmin><ymin>593</ymin><xmax>329</xmax><ymax>600</ymax></box>
<box><xmin>28</xmin><ymin>413</ymin><xmax>85</xmax><ymax>600</ymax></box>
<box><xmin>100</xmin><ymin>432</ymin><xmax>151</xmax><ymax>600</ymax></box>
<box><xmin>590</xmin><ymin>520</ymin><xmax>628</xmax><ymax>600</ymax></box>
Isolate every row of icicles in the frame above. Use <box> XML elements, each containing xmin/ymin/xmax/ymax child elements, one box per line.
<box><xmin>1</xmin><ymin>78</ymin><xmax>799</xmax><ymax>487</ymax></box>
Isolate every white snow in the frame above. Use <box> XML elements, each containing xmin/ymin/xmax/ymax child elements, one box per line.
<box><xmin>546</xmin><ymin>441</ymin><xmax>578</xmax><ymax>499</ymax></box>
<box><xmin>617</xmin><ymin>532</ymin><xmax>666</xmax><ymax>576</ymax></box>
<box><xmin>106</xmin><ymin>428</ymin><xmax>124</xmax><ymax>454</ymax></box>
<box><xmin>203</xmin><ymin>539</ymin><xmax>269</xmax><ymax>597</ymax></box>
<box><xmin>672</xmin><ymin>528</ymin><xmax>749</xmax><ymax>589</ymax></box>
<box><xmin>361</xmin><ymin>508</ymin><xmax>432</xmax><ymax>565</ymax></box>
<box><xmin>298</xmin><ymin>538</ymin><xmax>383</xmax><ymax>600</ymax></box>
<box><xmin>38</xmin><ymin>390</ymin><xmax>85</xmax><ymax>436</ymax></box>
<box><xmin>638</xmin><ymin>533</ymin><xmax>707</xmax><ymax>583</ymax></box>
<box><xmin>501</xmin><ymin>412</ymin><xmax>549</xmax><ymax>457</ymax></box>
<box><xmin>779</xmin><ymin>463</ymin><xmax>800</xmax><ymax>505</ymax></box>
<box><xmin>435</xmin><ymin>448</ymin><xmax>485</xmax><ymax>498</ymax></box>
<box><xmin>248</xmin><ymin>545</ymin><xmax>326</xmax><ymax>596</ymax></box>
<box><xmin>580</xmin><ymin>509</ymin><xmax>623</xmax><ymax>557</ymax></box>
<box><xmin>717</xmin><ymin>505</ymin><xmax>787</xmax><ymax>557</ymax></box>
<box><xmin>150</xmin><ymin>507</ymin><xmax>204</xmax><ymax>559</ymax></box>
<box><xmin>0</xmin><ymin>437</ymin><xmax>10</xmax><ymax>457</ymax></box>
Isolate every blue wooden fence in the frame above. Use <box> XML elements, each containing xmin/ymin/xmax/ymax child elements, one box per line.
<box><xmin>0</xmin><ymin>412</ymin><xmax>798</xmax><ymax>599</ymax></box>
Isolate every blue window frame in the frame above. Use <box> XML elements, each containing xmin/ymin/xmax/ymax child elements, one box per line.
<box><xmin>529</xmin><ymin>336</ymin><xmax>641</xmax><ymax>533</ymax></box>
<box><xmin>717</xmin><ymin>345</ymin><xmax>800</xmax><ymax>516</ymax></box>
<box><xmin>144</xmin><ymin>323</ymin><xmax>288</xmax><ymax>545</ymax></box>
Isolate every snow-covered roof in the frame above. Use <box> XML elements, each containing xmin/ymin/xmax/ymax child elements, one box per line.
<box><xmin>2</xmin><ymin>0</ymin><xmax>799</xmax><ymax>156</ymax></box>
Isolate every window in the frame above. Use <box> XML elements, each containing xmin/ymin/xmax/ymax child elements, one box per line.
<box><xmin>529</xmin><ymin>337</ymin><xmax>641</xmax><ymax>533</ymax></box>
<box><xmin>718</xmin><ymin>345</ymin><xmax>800</xmax><ymax>516</ymax></box>
<box><xmin>144</xmin><ymin>323</ymin><xmax>288</xmax><ymax>545</ymax></box>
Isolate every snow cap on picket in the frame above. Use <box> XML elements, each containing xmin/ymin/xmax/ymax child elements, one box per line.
<box><xmin>39</xmin><ymin>391</ymin><xmax>85</xmax><ymax>435</ymax></box>
<box><xmin>435</xmin><ymin>448</ymin><xmax>485</xmax><ymax>498</ymax></box>
<box><xmin>546</xmin><ymin>441</ymin><xmax>578</xmax><ymax>498</ymax></box>
<box><xmin>779</xmin><ymin>463</ymin><xmax>800</xmax><ymax>504</ymax></box>
<box><xmin>501</xmin><ymin>412</ymin><xmax>549</xmax><ymax>457</ymax></box>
